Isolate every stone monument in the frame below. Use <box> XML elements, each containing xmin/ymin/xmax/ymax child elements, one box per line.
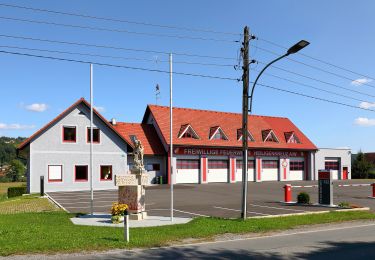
<box><xmin>115</xmin><ymin>140</ymin><xmax>148</xmax><ymax>220</ymax></box>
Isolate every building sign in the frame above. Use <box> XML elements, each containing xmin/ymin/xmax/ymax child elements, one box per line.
<box><xmin>174</xmin><ymin>147</ymin><xmax>305</xmax><ymax>157</ymax></box>
<box><xmin>318</xmin><ymin>170</ymin><xmax>333</xmax><ymax>206</ymax></box>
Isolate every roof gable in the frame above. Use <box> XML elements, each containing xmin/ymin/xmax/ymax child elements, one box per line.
<box><xmin>209</xmin><ymin>126</ymin><xmax>228</xmax><ymax>140</ymax></box>
<box><xmin>18</xmin><ymin>98</ymin><xmax>131</xmax><ymax>150</ymax></box>
<box><xmin>178</xmin><ymin>124</ymin><xmax>199</xmax><ymax>139</ymax></box>
<box><xmin>262</xmin><ymin>129</ymin><xmax>279</xmax><ymax>143</ymax></box>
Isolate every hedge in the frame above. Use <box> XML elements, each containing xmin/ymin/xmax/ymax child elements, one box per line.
<box><xmin>7</xmin><ymin>186</ymin><xmax>27</xmax><ymax>198</ymax></box>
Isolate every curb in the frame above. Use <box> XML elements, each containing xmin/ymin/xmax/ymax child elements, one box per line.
<box><xmin>249</xmin><ymin>207</ymin><xmax>370</xmax><ymax>219</ymax></box>
<box><xmin>45</xmin><ymin>193</ymin><xmax>68</xmax><ymax>212</ymax></box>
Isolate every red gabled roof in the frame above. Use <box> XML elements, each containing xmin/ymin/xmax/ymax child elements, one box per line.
<box><xmin>18</xmin><ymin>98</ymin><xmax>132</xmax><ymax>150</ymax></box>
<box><xmin>145</xmin><ymin>105</ymin><xmax>317</xmax><ymax>150</ymax></box>
<box><xmin>113</xmin><ymin>123</ymin><xmax>165</xmax><ymax>155</ymax></box>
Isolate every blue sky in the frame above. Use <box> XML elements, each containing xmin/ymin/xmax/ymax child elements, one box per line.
<box><xmin>0</xmin><ymin>0</ymin><xmax>375</xmax><ymax>152</ymax></box>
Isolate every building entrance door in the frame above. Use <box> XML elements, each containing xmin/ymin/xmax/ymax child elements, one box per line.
<box><xmin>343</xmin><ymin>167</ymin><xmax>348</xmax><ymax>180</ymax></box>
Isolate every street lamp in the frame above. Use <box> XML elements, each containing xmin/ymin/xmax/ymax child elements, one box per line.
<box><xmin>241</xmin><ymin>40</ymin><xmax>310</xmax><ymax>220</ymax></box>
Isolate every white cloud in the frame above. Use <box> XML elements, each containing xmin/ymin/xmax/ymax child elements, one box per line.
<box><xmin>25</xmin><ymin>103</ymin><xmax>48</xmax><ymax>112</ymax></box>
<box><xmin>354</xmin><ymin>117</ymin><xmax>375</xmax><ymax>126</ymax></box>
<box><xmin>351</xmin><ymin>78</ymin><xmax>373</xmax><ymax>86</ymax></box>
<box><xmin>359</xmin><ymin>102</ymin><xmax>375</xmax><ymax>109</ymax></box>
<box><xmin>94</xmin><ymin>106</ymin><xmax>105</xmax><ymax>113</ymax></box>
<box><xmin>0</xmin><ymin>123</ymin><xmax>35</xmax><ymax>130</ymax></box>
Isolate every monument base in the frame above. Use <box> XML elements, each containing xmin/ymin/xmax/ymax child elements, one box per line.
<box><xmin>129</xmin><ymin>211</ymin><xmax>147</xmax><ymax>220</ymax></box>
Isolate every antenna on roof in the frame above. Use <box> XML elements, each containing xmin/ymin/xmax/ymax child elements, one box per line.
<box><xmin>155</xmin><ymin>84</ymin><xmax>161</xmax><ymax>105</ymax></box>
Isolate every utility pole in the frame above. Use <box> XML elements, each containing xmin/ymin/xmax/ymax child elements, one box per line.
<box><xmin>241</xmin><ymin>26</ymin><xmax>250</xmax><ymax>220</ymax></box>
<box><xmin>169</xmin><ymin>53</ymin><xmax>174</xmax><ymax>222</ymax></box>
<box><xmin>90</xmin><ymin>63</ymin><xmax>94</xmax><ymax>216</ymax></box>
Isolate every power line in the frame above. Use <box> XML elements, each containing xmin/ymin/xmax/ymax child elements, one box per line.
<box><xmin>256</xmin><ymin>82</ymin><xmax>375</xmax><ymax>113</ymax></box>
<box><xmin>254</xmin><ymin>45</ymin><xmax>375</xmax><ymax>89</ymax></box>
<box><xmin>256</xmin><ymin>60</ymin><xmax>375</xmax><ymax>98</ymax></box>
<box><xmin>0</xmin><ymin>15</ymin><xmax>238</xmax><ymax>43</ymax></box>
<box><xmin>251</xmin><ymin>68</ymin><xmax>371</xmax><ymax>103</ymax></box>
<box><xmin>0</xmin><ymin>33</ymin><xmax>237</xmax><ymax>60</ymax></box>
<box><xmin>0</xmin><ymin>44</ymin><xmax>235</xmax><ymax>67</ymax></box>
<box><xmin>257</xmin><ymin>36</ymin><xmax>375</xmax><ymax>82</ymax></box>
<box><xmin>0</xmin><ymin>2</ymin><xmax>241</xmax><ymax>36</ymax></box>
<box><xmin>0</xmin><ymin>49</ymin><xmax>239</xmax><ymax>81</ymax></box>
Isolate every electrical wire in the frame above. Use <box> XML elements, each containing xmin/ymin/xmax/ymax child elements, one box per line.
<box><xmin>256</xmin><ymin>60</ymin><xmax>375</xmax><ymax>98</ymax></box>
<box><xmin>256</xmin><ymin>82</ymin><xmax>375</xmax><ymax>113</ymax></box>
<box><xmin>0</xmin><ymin>44</ymin><xmax>235</xmax><ymax>67</ymax></box>
<box><xmin>0</xmin><ymin>49</ymin><xmax>240</xmax><ymax>81</ymax></box>
<box><xmin>0</xmin><ymin>15</ymin><xmax>238</xmax><ymax>43</ymax></box>
<box><xmin>0</xmin><ymin>33</ymin><xmax>238</xmax><ymax>61</ymax></box>
<box><xmin>0</xmin><ymin>2</ymin><xmax>241</xmax><ymax>36</ymax></box>
<box><xmin>257</xmin><ymin>36</ymin><xmax>375</xmax><ymax>81</ymax></box>
<box><xmin>251</xmin><ymin>68</ymin><xmax>371</xmax><ymax>103</ymax></box>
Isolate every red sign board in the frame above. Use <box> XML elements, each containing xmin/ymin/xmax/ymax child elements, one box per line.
<box><xmin>318</xmin><ymin>171</ymin><xmax>331</xmax><ymax>180</ymax></box>
<box><xmin>174</xmin><ymin>147</ymin><xmax>305</xmax><ymax>157</ymax></box>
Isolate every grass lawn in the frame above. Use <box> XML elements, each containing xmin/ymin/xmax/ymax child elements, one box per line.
<box><xmin>0</xmin><ymin>182</ymin><xmax>26</xmax><ymax>200</ymax></box>
<box><xmin>0</xmin><ymin>194</ymin><xmax>59</xmax><ymax>214</ymax></box>
<box><xmin>0</xmin><ymin>210</ymin><xmax>374</xmax><ymax>256</ymax></box>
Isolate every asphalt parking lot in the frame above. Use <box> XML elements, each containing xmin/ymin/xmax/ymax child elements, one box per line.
<box><xmin>47</xmin><ymin>179</ymin><xmax>375</xmax><ymax>218</ymax></box>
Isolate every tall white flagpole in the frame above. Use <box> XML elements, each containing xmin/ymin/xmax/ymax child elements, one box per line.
<box><xmin>90</xmin><ymin>64</ymin><xmax>94</xmax><ymax>216</ymax></box>
<box><xmin>169</xmin><ymin>53</ymin><xmax>173</xmax><ymax>222</ymax></box>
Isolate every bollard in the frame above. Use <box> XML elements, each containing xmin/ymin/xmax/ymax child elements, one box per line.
<box><xmin>40</xmin><ymin>176</ymin><xmax>44</xmax><ymax>197</ymax></box>
<box><xmin>372</xmin><ymin>183</ymin><xmax>375</xmax><ymax>198</ymax></box>
<box><xmin>124</xmin><ymin>210</ymin><xmax>129</xmax><ymax>242</ymax></box>
<box><xmin>284</xmin><ymin>184</ymin><xmax>292</xmax><ymax>203</ymax></box>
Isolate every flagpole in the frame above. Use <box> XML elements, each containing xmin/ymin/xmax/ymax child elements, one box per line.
<box><xmin>90</xmin><ymin>63</ymin><xmax>94</xmax><ymax>216</ymax></box>
<box><xmin>169</xmin><ymin>53</ymin><xmax>173</xmax><ymax>222</ymax></box>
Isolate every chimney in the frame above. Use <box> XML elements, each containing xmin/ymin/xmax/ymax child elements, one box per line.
<box><xmin>111</xmin><ymin>118</ymin><xmax>117</xmax><ymax>125</ymax></box>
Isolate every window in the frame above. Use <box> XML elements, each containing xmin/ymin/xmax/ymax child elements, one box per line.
<box><xmin>237</xmin><ymin>129</ymin><xmax>254</xmax><ymax>141</ymax></box>
<box><xmin>75</xmin><ymin>165</ymin><xmax>88</xmax><ymax>181</ymax></box>
<box><xmin>262</xmin><ymin>160</ymin><xmax>278</xmax><ymax>169</ymax></box>
<box><xmin>48</xmin><ymin>165</ymin><xmax>62</xmax><ymax>182</ymax></box>
<box><xmin>325</xmin><ymin>161</ymin><xmax>339</xmax><ymax>170</ymax></box>
<box><xmin>63</xmin><ymin>126</ymin><xmax>76</xmax><ymax>142</ymax></box>
<box><xmin>208</xmin><ymin>160</ymin><xmax>229</xmax><ymax>169</ymax></box>
<box><xmin>87</xmin><ymin>128</ymin><xmax>100</xmax><ymax>143</ymax></box>
<box><xmin>177</xmin><ymin>160</ymin><xmax>199</xmax><ymax>169</ymax></box>
<box><xmin>285</xmin><ymin>132</ymin><xmax>301</xmax><ymax>144</ymax></box>
<box><xmin>100</xmin><ymin>165</ymin><xmax>112</xmax><ymax>181</ymax></box>
<box><xmin>178</xmin><ymin>124</ymin><xmax>199</xmax><ymax>139</ymax></box>
<box><xmin>146</xmin><ymin>163</ymin><xmax>161</xmax><ymax>171</ymax></box>
<box><xmin>209</xmin><ymin>126</ymin><xmax>228</xmax><ymax>140</ymax></box>
<box><xmin>236</xmin><ymin>160</ymin><xmax>255</xmax><ymax>169</ymax></box>
<box><xmin>262</xmin><ymin>130</ymin><xmax>279</xmax><ymax>143</ymax></box>
<box><xmin>290</xmin><ymin>161</ymin><xmax>304</xmax><ymax>171</ymax></box>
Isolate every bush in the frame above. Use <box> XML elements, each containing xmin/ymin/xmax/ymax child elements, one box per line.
<box><xmin>297</xmin><ymin>192</ymin><xmax>310</xmax><ymax>204</ymax></box>
<box><xmin>338</xmin><ymin>202</ymin><xmax>351</xmax><ymax>208</ymax></box>
<box><xmin>0</xmin><ymin>176</ymin><xmax>11</xmax><ymax>182</ymax></box>
<box><xmin>368</xmin><ymin>170</ymin><xmax>375</xmax><ymax>179</ymax></box>
<box><xmin>7</xmin><ymin>186</ymin><xmax>27</xmax><ymax>198</ymax></box>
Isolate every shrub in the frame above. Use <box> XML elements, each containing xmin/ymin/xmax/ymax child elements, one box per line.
<box><xmin>338</xmin><ymin>202</ymin><xmax>351</xmax><ymax>208</ymax></box>
<box><xmin>0</xmin><ymin>176</ymin><xmax>11</xmax><ymax>182</ymax></box>
<box><xmin>368</xmin><ymin>170</ymin><xmax>375</xmax><ymax>179</ymax></box>
<box><xmin>7</xmin><ymin>186</ymin><xmax>27</xmax><ymax>198</ymax></box>
<box><xmin>297</xmin><ymin>192</ymin><xmax>310</xmax><ymax>204</ymax></box>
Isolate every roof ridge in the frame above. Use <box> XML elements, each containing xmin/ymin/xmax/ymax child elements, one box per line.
<box><xmin>147</xmin><ymin>104</ymin><xmax>288</xmax><ymax>119</ymax></box>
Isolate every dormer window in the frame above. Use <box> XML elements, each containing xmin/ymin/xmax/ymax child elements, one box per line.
<box><xmin>262</xmin><ymin>129</ymin><xmax>279</xmax><ymax>143</ymax></box>
<box><xmin>285</xmin><ymin>131</ymin><xmax>301</xmax><ymax>144</ymax></box>
<box><xmin>178</xmin><ymin>124</ymin><xmax>199</xmax><ymax>139</ymax></box>
<box><xmin>209</xmin><ymin>126</ymin><xmax>228</xmax><ymax>140</ymax></box>
<box><xmin>237</xmin><ymin>128</ymin><xmax>254</xmax><ymax>141</ymax></box>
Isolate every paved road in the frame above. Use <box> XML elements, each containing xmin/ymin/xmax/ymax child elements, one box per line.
<box><xmin>47</xmin><ymin>180</ymin><xmax>375</xmax><ymax>218</ymax></box>
<box><xmin>7</xmin><ymin>221</ymin><xmax>375</xmax><ymax>259</ymax></box>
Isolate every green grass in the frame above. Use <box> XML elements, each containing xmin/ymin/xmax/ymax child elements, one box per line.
<box><xmin>0</xmin><ymin>194</ymin><xmax>59</xmax><ymax>214</ymax></box>
<box><xmin>0</xmin><ymin>210</ymin><xmax>374</xmax><ymax>256</ymax></box>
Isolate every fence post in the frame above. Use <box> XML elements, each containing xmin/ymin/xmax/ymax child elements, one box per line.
<box><xmin>284</xmin><ymin>184</ymin><xmax>292</xmax><ymax>203</ymax></box>
<box><xmin>40</xmin><ymin>176</ymin><xmax>44</xmax><ymax>197</ymax></box>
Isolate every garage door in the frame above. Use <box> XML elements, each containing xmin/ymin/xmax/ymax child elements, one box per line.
<box><xmin>262</xmin><ymin>160</ymin><xmax>279</xmax><ymax>181</ymax></box>
<box><xmin>176</xmin><ymin>159</ymin><xmax>200</xmax><ymax>184</ymax></box>
<box><xmin>289</xmin><ymin>160</ymin><xmax>305</xmax><ymax>181</ymax></box>
<box><xmin>208</xmin><ymin>160</ymin><xmax>229</xmax><ymax>183</ymax></box>
<box><xmin>325</xmin><ymin>159</ymin><xmax>339</xmax><ymax>180</ymax></box>
<box><xmin>236</xmin><ymin>160</ymin><xmax>255</xmax><ymax>181</ymax></box>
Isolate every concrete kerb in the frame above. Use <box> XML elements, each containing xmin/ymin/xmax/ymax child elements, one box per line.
<box><xmin>45</xmin><ymin>193</ymin><xmax>68</xmax><ymax>212</ymax></box>
<box><xmin>249</xmin><ymin>207</ymin><xmax>370</xmax><ymax>219</ymax></box>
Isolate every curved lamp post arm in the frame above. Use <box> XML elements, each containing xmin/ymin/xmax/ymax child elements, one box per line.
<box><xmin>249</xmin><ymin>53</ymin><xmax>289</xmax><ymax>113</ymax></box>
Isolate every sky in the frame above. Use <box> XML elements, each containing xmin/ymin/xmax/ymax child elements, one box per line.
<box><xmin>0</xmin><ymin>0</ymin><xmax>375</xmax><ymax>152</ymax></box>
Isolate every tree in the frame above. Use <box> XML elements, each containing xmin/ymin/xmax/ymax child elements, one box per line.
<box><xmin>352</xmin><ymin>151</ymin><xmax>373</xmax><ymax>179</ymax></box>
<box><xmin>6</xmin><ymin>159</ymin><xmax>25</xmax><ymax>182</ymax></box>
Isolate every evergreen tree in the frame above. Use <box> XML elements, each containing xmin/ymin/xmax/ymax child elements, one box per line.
<box><xmin>352</xmin><ymin>151</ymin><xmax>373</xmax><ymax>179</ymax></box>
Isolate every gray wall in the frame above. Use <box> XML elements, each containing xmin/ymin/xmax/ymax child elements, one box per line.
<box><xmin>314</xmin><ymin>148</ymin><xmax>352</xmax><ymax>180</ymax></box>
<box><xmin>29</xmin><ymin>104</ymin><xmax>128</xmax><ymax>193</ymax></box>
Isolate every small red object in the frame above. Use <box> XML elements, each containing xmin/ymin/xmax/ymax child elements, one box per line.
<box><xmin>371</xmin><ymin>183</ymin><xmax>375</xmax><ymax>198</ymax></box>
<box><xmin>284</xmin><ymin>184</ymin><xmax>292</xmax><ymax>203</ymax></box>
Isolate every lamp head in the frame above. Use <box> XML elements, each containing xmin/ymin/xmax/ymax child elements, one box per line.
<box><xmin>287</xmin><ymin>40</ymin><xmax>310</xmax><ymax>55</ymax></box>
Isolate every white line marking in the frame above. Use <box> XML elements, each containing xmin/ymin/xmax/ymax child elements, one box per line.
<box><xmin>147</xmin><ymin>222</ymin><xmax>375</xmax><ymax>250</ymax></box>
<box><xmin>213</xmin><ymin>206</ymin><xmax>269</xmax><ymax>216</ymax></box>
<box><xmin>173</xmin><ymin>209</ymin><xmax>210</xmax><ymax>217</ymax></box>
<box><xmin>248</xmin><ymin>203</ymin><xmax>306</xmax><ymax>212</ymax></box>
